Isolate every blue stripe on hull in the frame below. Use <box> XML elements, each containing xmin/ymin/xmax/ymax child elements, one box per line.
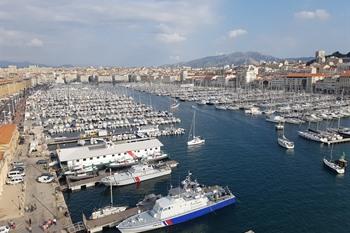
<box><xmin>170</xmin><ymin>197</ymin><xmax>236</xmax><ymax>225</ymax></box>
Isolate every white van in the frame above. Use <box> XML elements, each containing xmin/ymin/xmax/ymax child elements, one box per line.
<box><xmin>7</xmin><ymin>170</ymin><xmax>25</xmax><ymax>178</ymax></box>
<box><xmin>6</xmin><ymin>176</ymin><xmax>24</xmax><ymax>185</ymax></box>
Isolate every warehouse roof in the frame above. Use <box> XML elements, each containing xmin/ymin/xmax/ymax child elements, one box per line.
<box><xmin>0</xmin><ymin>124</ymin><xmax>17</xmax><ymax>145</ymax></box>
<box><xmin>57</xmin><ymin>138</ymin><xmax>163</xmax><ymax>162</ymax></box>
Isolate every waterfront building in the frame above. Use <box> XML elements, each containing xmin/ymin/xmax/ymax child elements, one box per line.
<box><xmin>0</xmin><ymin>124</ymin><xmax>19</xmax><ymax>195</ymax></box>
<box><xmin>97</xmin><ymin>75</ymin><xmax>113</xmax><ymax>83</ymax></box>
<box><xmin>285</xmin><ymin>73</ymin><xmax>325</xmax><ymax>92</ymax></box>
<box><xmin>315</xmin><ymin>72</ymin><xmax>350</xmax><ymax>94</ymax></box>
<box><xmin>57</xmin><ymin>138</ymin><xmax>163</xmax><ymax>169</ymax></box>
<box><xmin>80</xmin><ymin>75</ymin><xmax>90</xmax><ymax>83</ymax></box>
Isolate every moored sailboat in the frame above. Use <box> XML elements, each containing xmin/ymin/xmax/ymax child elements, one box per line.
<box><xmin>187</xmin><ymin>110</ymin><xmax>205</xmax><ymax>146</ymax></box>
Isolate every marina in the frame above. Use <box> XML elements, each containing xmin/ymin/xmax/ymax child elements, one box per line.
<box><xmin>61</xmin><ymin>85</ymin><xmax>350</xmax><ymax>233</ymax></box>
<box><xmin>1</xmin><ymin>83</ymin><xmax>349</xmax><ymax>233</ymax></box>
<box><xmin>1</xmin><ymin>2</ymin><xmax>350</xmax><ymax>233</ymax></box>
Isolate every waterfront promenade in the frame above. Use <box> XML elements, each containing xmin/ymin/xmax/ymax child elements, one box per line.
<box><xmin>0</xmin><ymin>120</ymin><xmax>73</xmax><ymax>232</ymax></box>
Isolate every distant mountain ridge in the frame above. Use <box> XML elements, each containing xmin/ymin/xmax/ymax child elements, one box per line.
<box><xmin>0</xmin><ymin>60</ymin><xmax>75</xmax><ymax>68</ymax></box>
<box><xmin>168</xmin><ymin>51</ymin><xmax>313</xmax><ymax>68</ymax></box>
<box><xmin>306</xmin><ymin>51</ymin><xmax>350</xmax><ymax>65</ymax></box>
<box><xmin>0</xmin><ymin>60</ymin><xmax>47</xmax><ymax>68</ymax></box>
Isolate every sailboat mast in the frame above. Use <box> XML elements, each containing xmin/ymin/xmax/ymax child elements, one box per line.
<box><xmin>109</xmin><ymin>168</ymin><xmax>113</xmax><ymax>206</ymax></box>
<box><xmin>193</xmin><ymin>111</ymin><xmax>196</xmax><ymax>138</ymax></box>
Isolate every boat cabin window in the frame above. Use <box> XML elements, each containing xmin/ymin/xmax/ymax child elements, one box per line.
<box><xmin>76</xmin><ymin>159</ymin><xmax>80</xmax><ymax>162</ymax></box>
<box><xmin>112</xmin><ymin>154</ymin><xmax>115</xmax><ymax>157</ymax></box>
<box><xmin>97</xmin><ymin>156</ymin><xmax>100</xmax><ymax>159</ymax></box>
<box><xmin>103</xmin><ymin>155</ymin><xmax>106</xmax><ymax>158</ymax></box>
<box><xmin>83</xmin><ymin>158</ymin><xmax>86</xmax><ymax>161</ymax></box>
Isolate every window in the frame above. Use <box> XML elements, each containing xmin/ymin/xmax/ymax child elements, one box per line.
<box><xmin>97</xmin><ymin>156</ymin><xmax>100</xmax><ymax>159</ymax></box>
<box><xmin>103</xmin><ymin>155</ymin><xmax>106</xmax><ymax>158</ymax></box>
<box><xmin>83</xmin><ymin>158</ymin><xmax>86</xmax><ymax>161</ymax></box>
<box><xmin>76</xmin><ymin>159</ymin><xmax>80</xmax><ymax>162</ymax></box>
<box><xmin>112</xmin><ymin>154</ymin><xmax>115</xmax><ymax>157</ymax></box>
<box><xmin>90</xmin><ymin>158</ymin><xmax>93</xmax><ymax>160</ymax></box>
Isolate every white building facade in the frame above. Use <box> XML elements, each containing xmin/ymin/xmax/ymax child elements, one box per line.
<box><xmin>57</xmin><ymin>138</ymin><xmax>163</xmax><ymax>168</ymax></box>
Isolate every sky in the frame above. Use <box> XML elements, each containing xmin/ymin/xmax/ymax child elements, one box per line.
<box><xmin>0</xmin><ymin>0</ymin><xmax>349</xmax><ymax>67</ymax></box>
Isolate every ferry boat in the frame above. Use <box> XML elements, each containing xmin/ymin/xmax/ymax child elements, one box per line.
<box><xmin>117</xmin><ymin>172</ymin><xmax>236</xmax><ymax>233</ymax></box>
<box><xmin>101</xmin><ymin>163</ymin><xmax>172</xmax><ymax>186</ymax></box>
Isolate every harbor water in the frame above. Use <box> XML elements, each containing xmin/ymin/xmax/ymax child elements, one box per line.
<box><xmin>64</xmin><ymin>86</ymin><xmax>350</xmax><ymax>233</ymax></box>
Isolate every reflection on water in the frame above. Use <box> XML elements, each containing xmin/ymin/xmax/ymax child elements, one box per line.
<box><xmin>64</xmin><ymin>86</ymin><xmax>350</xmax><ymax>233</ymax></box>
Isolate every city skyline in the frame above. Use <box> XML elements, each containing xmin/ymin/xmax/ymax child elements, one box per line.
<box><xmin>0</xmin><ymin>0</ymin><xmax>349</xmax><ymax>67</ymax></box>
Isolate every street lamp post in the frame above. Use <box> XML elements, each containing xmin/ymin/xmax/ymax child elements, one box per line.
<box><xmin>2</xmin><ymin>110</ymin><xmax>6</xmax><ymax>124</ymax></box>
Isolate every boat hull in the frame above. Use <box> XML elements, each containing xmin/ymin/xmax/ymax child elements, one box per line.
<box><xmin>117</xmin><ymin>196</ymin><xmax>236</xmax><ymax>233</ymax></box>
<box><xmin>323</xmin><ymin>158</ymin><xmax>345</xmax><ymax>174</ymax></box>
<box><xmin>102</xmin><ymin>169</ymin><xmax>171</xmax><ymax>186</ymax></box>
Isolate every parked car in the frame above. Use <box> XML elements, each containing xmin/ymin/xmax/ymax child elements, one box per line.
<box><xmin>6</xmin><ymin>176</ymin><xmax>24</xmax><ymax>185</ymax></box>
<box><xmin>10</xmin><ymin>167</ymin><xmax>24</xmax><ymax>172</ymax></box>
<box><xmin>36</xmin><ymin>159</ymin><xmax>49</xmax><ymax>165</ymax></box>
<box><xmin>7</xmin><ymin>170</ymin><xmax>25</xmax><ymax>178</ymax></box>
<box><xmin>37</xmin><ymin>173</ymin><xmax>55</xmax><ymax>183</ymax></box>
<box><xmin>12</xmin><ymin>161</ymin><xmax>25</xmax><ymax>168</ymax></box>
<box><xmin>0</xmin><ymin>225</ymin><xmax>10</xmax><ymax>233</ymax></box>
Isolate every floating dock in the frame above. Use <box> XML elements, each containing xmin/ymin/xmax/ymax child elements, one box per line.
<box><xmin>83</xmin><ymin>207</ymin><xmax>140</xmax><ymax>233</ymax></box>
<box><xmin>62</xmin><ymin>172</ymin><xmax>107</xmax><ymax>192</ymax></box>
<box><xmin>326</xmin><ymin>138</ymin><xmax>350</xmax><ymax>145</ymax></box>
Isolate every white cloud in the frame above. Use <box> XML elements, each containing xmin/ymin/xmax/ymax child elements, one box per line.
<box><xmin>169</xmin><ymin>55</ymin><xmax>181</xmax><ymax>61</ymax></box>
<box><xmin>0</xmin><ymin>28</ymin><xmax>44</xmax><ymax>48</ymax></box>
<box><xmin>156</xmin><ymin>33</ymin><xmax>186</xmax><ymax>43</ymax></box>
<box><xmin>27</xmin><ymin>38</ymin><xmax>44</xmax><ymax>47</ymax></box>
<box><xmin>295</xmin><ymin>9</ymin><xmax>330</xmax><ymax>20</ymax></box>
<box><xmin>228</xmin><ymin>29</ymin><xmax>247</xmax><ymax>39</ymax></box>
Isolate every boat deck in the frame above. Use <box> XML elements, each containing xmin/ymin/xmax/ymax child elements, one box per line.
<box><xmin>83</xmin><ymin>207</ymin><xmax>140</xmax><ymax>233</ymax></box>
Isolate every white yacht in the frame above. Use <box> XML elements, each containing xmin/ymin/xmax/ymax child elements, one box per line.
<box><xmin>278</xmin><ymin>135</ymin><xmax>294</xmax><ymax>149</ymax></box>
<box><xmin>266</xmin><ymin>115</ymin><xmax>285</xmax><ymax>123</ymax></box>
<box><xmin>170</xmin><ymin>100</ymin><xmax>180</xmax><ymax>109</ymax></box>
<box><xmin>323</xmin><ymin>152</ymin><xmax>347</xmax><ymax>174</ymax></box>
<box><xmin>298</xmin><ymin>130</ymin><xmax>328</xmax><ymax>143</ymax></box>
<box><xmin>101</xmin><ymin>163</ymin><xmax>172</xmax><ymax>187</ymax></box>
<box><xmin>187</xmin><ymin>110</ymin><xmax>205</xmax><ymax>146</ymax></box>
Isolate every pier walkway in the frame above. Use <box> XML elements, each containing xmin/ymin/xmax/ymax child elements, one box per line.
<box><xmin>83</xmin><ymin>207</ymin><xmax>139</xmax><ymax>233</ymax></box>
